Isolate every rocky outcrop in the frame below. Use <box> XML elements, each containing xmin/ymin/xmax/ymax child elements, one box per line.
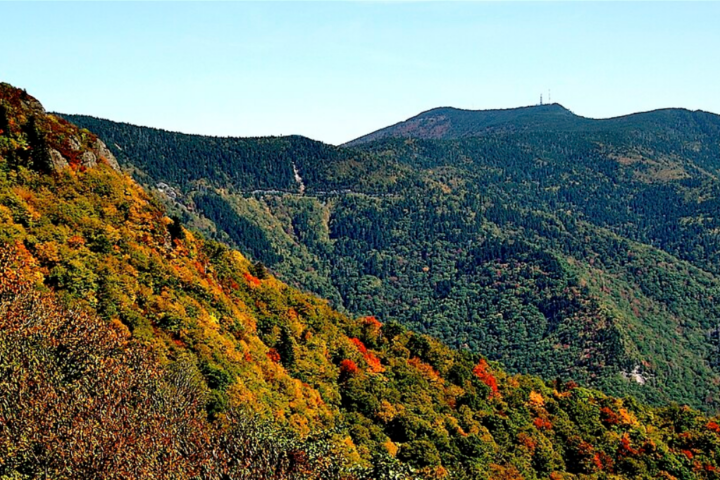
<box><xmin>81</xmin><ymin>151</ymin><xmax>98</xmax><ymax>168</ymax></box>
<box><xmin>76</xmin><ymin>139</ymin><xmax>122</xmax><ymax>172</ymax></box>
<box><xmin>20</xmin><ymin>96</ymin><xmax>45</xmax><ymax>118</ymax></box>
<box><xmin>93</xmin><ymin>139</ymin><xmax>121</xmax><ymax>172</ymax></box>
<box><xmin>68</xmin><ymin>135</ymin><xmax>81</xmax><ymax>152</ymax></box>
<box><xmin>49</xmin><ymin>149</ymin><xmax>69</xmax><ymax>171</ymax></box>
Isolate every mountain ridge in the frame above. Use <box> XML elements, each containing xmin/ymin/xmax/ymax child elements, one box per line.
<box><xmin>9</xmin><ymin>82</ymin><xmax>720</xmax><ymax>478</ymax></box>
<box><xmin>344</xmin><ymin>103</ymin><xmax>720</xmax><ymax>146</ymax></box>
<box><xmin>64</xmin><ymin>104</ymin><xmax>720</xmax><ymax>414</ymax></box>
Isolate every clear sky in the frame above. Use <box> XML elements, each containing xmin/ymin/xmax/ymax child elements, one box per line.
<box><xmin>2</xmin><ymin>2</ymin><xmax>719</xmax><ymax>145</ymax></box>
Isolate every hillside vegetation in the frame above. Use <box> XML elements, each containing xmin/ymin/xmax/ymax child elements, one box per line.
<box><xmin>6</xmin><ymin>85</ymin><xmax>720</xmax><ymax>478</ymax></box>
<box><xmin>63</xmin><ymin>102</ymin><xmax>720</xmax><ymax>412</ymax></box>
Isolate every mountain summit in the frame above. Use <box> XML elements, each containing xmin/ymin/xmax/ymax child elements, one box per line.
<box><xmin>344</xmin><ymin>103</ymin><xmax>718</xmax><ymax>146</ymax></box>
<box><xmin>345</xmin><ymin>104</ymin><xmax>581</xmax><ymax>145</ymax></box>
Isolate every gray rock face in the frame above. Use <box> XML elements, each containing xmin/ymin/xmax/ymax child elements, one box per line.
<box><xmin>81</xmin><ymin>151</ymin><xmax>98</xmax><ymax>168</ymax></box>
<box><xmin>46</xmin><ymin>138</ymin><xmax>121</xmax><ymax>173</ymax></box>
<box><xmin>93</xmin><ymin>139</ymin><xmax>121</xmax><ymax>172</ymax></box>
<box><xmin>68</xmin><ymin>136</ymin><xmax>81</xmax><ymax>151</ymax></box>
<box><xmin>21</xmin><ymin>97</ymin><xmax>46</xmax><ymax>118</ymax></box>
<box><xmin>49</xmin><ymin>149</ymin><xmax>69</xmax><ymax>171</ymax></box>
<box><xmin>156</xmin><ymin>182</ymin><xmax>179</xmax><ymax>200</ymax></box>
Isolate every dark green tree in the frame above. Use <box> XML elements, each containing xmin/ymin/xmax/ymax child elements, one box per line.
<box><xmin>168</xmin><ymin>214</ymin><xmax>185</xmax><ymax>242</ymax></box>
<box><xmin>252</xmin><ymin>261</ymin><xmax>269</xmax><ymax>280</ymax></box>
<box><xmin>0</xmin><ymin>103</ymin><xmax>9</xmax><ymax>135</ymax></box>
<box><xmin>23</xmin><ymin>116</ymin><xmax>52</xmax><ymax>173</ymax></box>
<box><xmin>277</xmin><ymin>325</ymin><xmax>296</xmax><ymax>368</ymax></box>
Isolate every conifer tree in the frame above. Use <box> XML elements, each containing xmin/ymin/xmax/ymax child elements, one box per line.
<box><xmin>23</xmin><ymin>116</ymin><xmax>52</xmax><ymax>173</ymax></box>
<box><xmin>0</xmin><ymin>103</ymin><xmax>9</xmax><ymax>135</ymax></box>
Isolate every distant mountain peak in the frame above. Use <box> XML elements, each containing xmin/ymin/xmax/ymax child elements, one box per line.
<box><xmin>418</xmin><ymin>102</ymin><xmax>573</xmax><ymax>116</ymax></box>
<box><xmin>344</xmin><ymin>102</ymin><xmax>584</xmax><ymax>146</ymax></box>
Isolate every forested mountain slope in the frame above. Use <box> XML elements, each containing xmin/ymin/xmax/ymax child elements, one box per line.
<box><xmin>344</xmin><ymin>103</ymin><xmax>720</xmax><ymax>147</ymax></box>
<box><xmin>60</xmin><ymin>114</ymin><xmax>414</xmax><ymax>195</ymax></box>
<box><xmin>11</xmin><ymin>82</ymin><xmax>720</xmax><ymax>479</ymax></box>
<box><xmin>10</xmin><ymin>81</ymin><xmax>720</xmax><ymax>480</ymax></box>
<box><xmin>344</xmin><ymin>104</ymin><xmax>583</xmax><ymax>145</ymax></box>
<box><xmin>63</xmin><ymin>104</ymin><xmax>720</xmax><ymax>413</ymax></box>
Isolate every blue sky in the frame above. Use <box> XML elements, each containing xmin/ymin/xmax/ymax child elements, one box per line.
<box><xmin>2</xmin><ymin>2</ymin><xmax>719</xmax><ymax>145</ymax></box>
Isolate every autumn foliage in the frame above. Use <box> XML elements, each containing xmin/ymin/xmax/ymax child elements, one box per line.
<box><xmin>6</xmin><ymin>83</ymin><xmax>720</xmax><ymax>479</ymax></box>
<box><xmin>601</xmin><ymin>406</ymin><xmax>621</xmax><ymax>426</ymax></box>
<box><xmin>267</xmin><ymin>347</ymin><xmax>281</xmax><ymax>363</ymax></box>
<box><xmin>243</xmin><ymin>271</ymin><xmax>262</xmax><ymax>288</ymax></box>
<box><xmin>473</xmin><ymin>358</ymin><xmax>499</xmax><ymax>396</ymax></box>
<box><xmin>533</xmin><ymin>417</ymin><xmax>553</xmax><ymax>430</ymax></box>
<box><xmin>409</xmin><ymin>357</ymin><xmax>441</xmax><ymax>382</ymax></box>
<box><xmin>339</xmin><ymin>359</ymin><xmax>359</xmax><ymax>380</ymax></box>
<box><xmin>619</xmin><ymin>433</ymin><xmax>639</xmax><ymax>457</ymax></box>
<box><xmin>0</xmin><ymin>252</ymin><xmax>205</xmax><ymax>478</ymax></box>
<box><xmin>0</xmin><ymin>250</ymin><xmax>354</xmax><ymax>479</ymax></box>
<box><xmin>350</xmin><ymin>337</ymin><xmax>384</xmax><ymax>373</ymax></box>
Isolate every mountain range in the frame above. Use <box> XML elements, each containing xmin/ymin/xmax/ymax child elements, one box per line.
<box><xmin>345</xmin><ymin>103</ymin><xmax>720</xmax><ymax>145</ymax></box>
<box><xmin>63</xmin><ymin>101</ymin><xmax>720</xmax><ymax>412</ymax></box>
<box><xmin>4</xmin><ymin>81</ymin><xmax>720</xmax><ymax>479</ymax></box>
